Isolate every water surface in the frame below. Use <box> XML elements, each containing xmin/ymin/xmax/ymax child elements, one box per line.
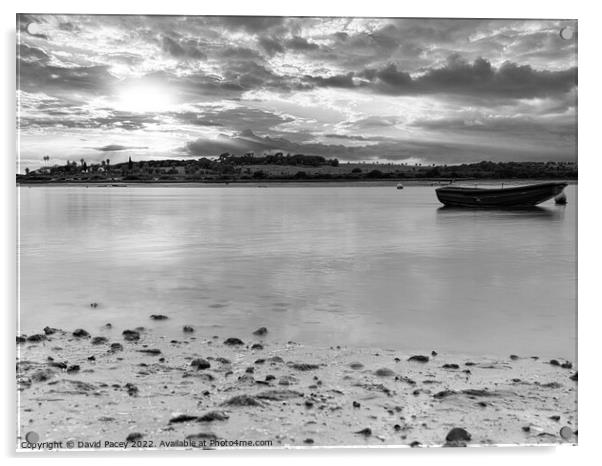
<box><xmin>18</xmin><ymin>184</ymin><xmax>577</xmax><ymax>359</ymax></box>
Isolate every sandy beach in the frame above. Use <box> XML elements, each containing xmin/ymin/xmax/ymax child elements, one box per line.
<box><xmin>16</xmin><ymin>319</ymin><xmax>577</xmax><ymax>450</ymax></box>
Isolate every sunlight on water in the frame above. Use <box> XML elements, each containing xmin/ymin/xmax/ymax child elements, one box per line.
<box><xmin>18</xmin><ymin>185</ymin><xmax>577</xmax><ymax>359</ymax></box>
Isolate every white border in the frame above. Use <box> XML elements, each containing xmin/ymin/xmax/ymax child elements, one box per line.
<box><xmin>3</xmin><ymin>1</ymin><xmax>600</xmax><ymax>465</ymax></box>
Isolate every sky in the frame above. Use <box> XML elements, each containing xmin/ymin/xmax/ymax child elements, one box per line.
<box><xmin>17</xmin><ymin>15</ymin><xmax>577</xmax><ymax>171</ymax></box>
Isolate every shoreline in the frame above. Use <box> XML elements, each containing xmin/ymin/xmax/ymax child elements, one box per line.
<box><xmin>17</xmin><ymin>322</ymin><xmax>578</xmax><ymax>450</ymax></box>
<box><xmin>16</xmin><ymin>179</ymin><xmax>578</xmax><ymax>188</ymax></box>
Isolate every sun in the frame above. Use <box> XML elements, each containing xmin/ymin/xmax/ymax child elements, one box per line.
<box><xmin>115</xmin><ymin>83</ymin><xmax>175</xmax><ymax>113</ymax></box>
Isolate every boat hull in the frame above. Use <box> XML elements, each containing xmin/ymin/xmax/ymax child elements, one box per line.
<box><xmin>435</xmin><ymin>182</ymin><xmax>568</xmax><ymax>207</ymax></box>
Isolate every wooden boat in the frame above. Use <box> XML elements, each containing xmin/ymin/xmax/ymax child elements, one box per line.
<box><xmin>435</xmin><ymin>182</ymin><xmax>568</xmax><ymax>207</ymax></box>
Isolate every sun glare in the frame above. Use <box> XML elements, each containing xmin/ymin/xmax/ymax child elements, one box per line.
<box><xmin>115</xmin><ymin>84</ymin><xmax>175</xmax><ymax>113</ymax></box>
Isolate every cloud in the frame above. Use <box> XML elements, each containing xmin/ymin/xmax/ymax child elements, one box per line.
<box><xmin>92</xmin><ymin>144</ymin><xmax>149</xmax><ymax>152</ymax></box>
<box><xmin>308</xmin><ymin>56</ymin><xmax>577</xmax><ymax>100</ymax></box>
<box><xmin>161</xmin><ymin>36</ymin><xmax>206</xmax><ymax>60</ymax></box>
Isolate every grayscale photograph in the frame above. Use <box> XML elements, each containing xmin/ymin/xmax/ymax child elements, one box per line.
<box><xmin>16</xmin><ymin>14</ymin><xmax>577</xmax><ymax>450</ymax></box>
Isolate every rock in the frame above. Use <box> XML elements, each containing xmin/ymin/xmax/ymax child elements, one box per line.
<box><xmin>43</xmin><ymin>327</ymin><xmax>60</xmax><ymax>335</ymax></box>
<box><xmin>465</xmin><ymin>361</ymin><xmax>476</xmax><ymax>366</ymax></box>
<box><xmin>31</xmin><ymin>368</ymin><xmax>55</xmax><ymax>382</ymax></box>
<box><xmin>375</xmin><ymin>368</ymin><xmax>395</xmax><ymax>377</ymax></box>
<box><xmin>265</xmin><ymin>375</ymin><xmax>276</xmax><ymax>382</ymax></box>
<box><xmin>150</xmin><ymin>314</ymin><xmax>168</xmax><ymax>320</ymax></box>
<box><xmin>394</xmin><ymin>424</ymin><xmax>401</xmax><ymax>431</ymax></box>
<box><xmin>304</xmin><ymin>400</ymin><xmax>313</xmax><ymax>408</ymax></box>
<box><xmin>198</xmin><ymin>410</ymin><xmax>229</xmax><ymax>422</ymax></box>
<box><xmin>355</xmin><ymin>427</ymin><xmax>372</xmax><ymax>436</ymax></box>
<box><xmin>278</xmin><ymin>375</ymin><xmax>298</xmax><ymax>386</ymax></box>
<box><xmin>570</xmin><ymin>372</ymin><xmax>578</xmax><ymax>381</ymax></box>
<box><xmin>254</xmin><ymin>359</ymin><xmax>266</xmax><ymax>365</ymax></box>
<box><xmin>48</xmin><ymin>361</ymin><xmax>67</xmax><ymax>369</ymax></box>
<box><xmin>442</xmin><ymin>363</ymin><xmax>460</xmax><ymax>369</ymax></box>
<box><xmin>522</xmin><ymin>426</ymin><xmax>531</xmax><ymax>432</ymax></box>
<box><xmin>90</xmin><ymin>302</ymin><xmax>98</xmax><ymax>308</ymax></box>
<box><xmin>27</xmin><ymin>334</ymin><xmax>47</xmax><ymax>342</ymax></box>
<box><xmin>304</xmin><ymin>438</ymin><xmax>314</xmax><ymax>444</ymax></box>
<box><xmin>410</xmin><ymin>441</ymin><xmax>421</xmax><ymax>448</ymax></box>
<box><xmin>289</xmin><ymin>362</ymin><xmax>320</xmax><ymax>371</ymax></box>
<box><xmin>16</xmin><ymin>336</ymin><xmax>26</xmax><ymax>344</ymax></box>
<box><xmin>126</xmin><ymin>433</ymin><xmax>143</xmax><ymax>442</ymax></box>
<box><xmin>245</xmin><ymin>367</ymin><xmax>254</xmax><ymax>374</ymax></box>
<box><xmin>251</xmin><ymin>343</ymin><xmax>264</xmax><ymax>350</ymax></box>
<box><xmin>549</xmin><ymin>359</ymin><xmax>560</xmax><ymax>366</ymax></box>
<box><xmin>169</xmin><ymin>414</ymin><xmax>198</xmax><ymax>423</ymax></box>
<box><xmin>66</xmin><ymin>365</ymin><xmax>80</xmax><ymax>373</ymax></box>
<box><xmin>91</xmin><ymin>336</ymin><xmax>108</xmax><ymax>345</ymax></box>
<box><xmin>445</xmin><ymin>427</ymin><xmax>471</xmax><ymax>444</ymax></box>
<box><xmin>431</xmin><ymin>350</ymin><xmax>438</xmax><ymax>356</ymax></box>
<box><xmin>73</xmin><ymin>329</ymin><xmax>90</xmax><ymax>338</ymax></box>
<box><xmin>88</xmin><ymin>356</ymin><xmax>96</xmax><ymax>361</ymax></box>
<box><xmin>268</xmin><ymin>356</ymin><xmax>284</xmax><ymax>364</ymax></box>
<box><xmin>215</xmin><ymin>357</ymin><xmax>231</xmax><ymax>364</ymax></box>
<box><xmin>221</xmin><ymin>395</ymin><xmax>263</xmax><ymax>407</ymax></box>
<box><xmin>549</xmin><ymin>415</ymin><xmax>561</xmax><ymax>422</ymax></box>
<box><xmin>560</xmin><ymin>426</ymin><xmax>574</xmax><ymax>441</ymax></box>
<box><xmin>256</xmin><ymin>389</ymin><xmax>303</xmax><ymax>401</ymax></box>
<box><xmin>352</xmin><ymin>401</ymin><xmax>361</xmax><ymax>408</ymax></box>
<box><xmin>408</xmin><ymin>355</ymin><xmax>429</xmax><ymax>363</ymax></box>
<box><xmin>253</xmin><ymin>327</ymin><xmax>268</xmax><ymax>336</ymax></box>
<box><xmin>124</xmin><ymin>383</ymin><xmax>138</xmax><ymax>396</ymax></box>
<box><xmin>223</xmin><ymin>337</ymin><xmax>244</xmax><ymax>346</ymax></box>
<box><xmin>510</xmin><ymin>354</ymin><xmax>519</xmax><ymax>360</ymax></box>
<box><xmin>183</xmin><ymin>325</ymin><xmax>194</xmax><ymax>333</ymax></box>
<box><xmin>191</xmin><ymin>358</ymin><xmax>211</xmax><ymax>370</ymax></box>
<box><xmin>561</xmin><ymin>361</ymin><xmax>573</xmax><ymax>369</ymax></box>
<box><xmin>104</xmin><ymin>323</ymin><xmax>112</xmax><ymax>329</ymax></box>
<box><xmin>138</xmin><ymin>349</ymin><xmax>161</xmax><ymax>355</ymax></box>
<box><xmin>109</xmin><ymin>342</ymin><xmax>124</xmax><ymax>352</ymax></box>
<box><xmin>349</xmin><ymin>362</ymin><xmax>364</xmax><ymax>370</ymax></box>
<box><xmin>122</xmin><ymin>330</ymin><xmax>140</xmax><ymax>341</ymax></box>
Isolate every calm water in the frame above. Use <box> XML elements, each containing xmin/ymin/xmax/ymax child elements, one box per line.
<box><xmin>18</xmin><ymin>184</ymin><xmax>577</xmax><ymax>359</ymax></box>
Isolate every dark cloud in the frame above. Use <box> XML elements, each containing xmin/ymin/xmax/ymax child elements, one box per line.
<box><xmin>309</xmin><ymin>56</ymin><xmax>576</xmax><ymax>100</ymax></box>
<box><xmin>306</xmin><ymin>72</ymin><xmax>356</xmax><ymax>88</ymax></box>
<box><xmin>285</xmin><ymin>36</ymin><xmax>319</xmax><ymax>51</ymax></box>
<box><xmin>92</xmin><ymin>144</ymin><xmax>148</xmax><ymax>152</ymax></box>
<box><xmin>218</xmin><ymin>16</ymin><xmax>285</xmax><ymax>33</ymax></box>
<box><xmin>258</xmin><ymin>37</ymin><xmax>284</xmax><ymax>56</ymax></box>
<box><xmin>161</xmin><ymin>36</ymin><xmax>206</xmax><ymax>60</ymax></box>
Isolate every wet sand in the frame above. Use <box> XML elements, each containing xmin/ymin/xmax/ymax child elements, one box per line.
<box><xmin>17</xmin><ymin>322</ymin><xmax>577</xmax><ymax>450</ymax></box>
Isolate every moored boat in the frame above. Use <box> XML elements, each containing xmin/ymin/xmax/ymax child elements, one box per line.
<box><xmin>435</xmin><ymin>182</ymin><xmax>568</xmax><ymax>207</ymax></box>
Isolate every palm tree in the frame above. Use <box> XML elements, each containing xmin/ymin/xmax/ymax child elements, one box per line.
<box><xmin>106</xmin><ymin>159</ymin><xmax>110</xmax><ymax>166</ymax></box>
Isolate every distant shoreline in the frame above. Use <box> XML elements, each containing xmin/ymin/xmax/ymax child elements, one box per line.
<box><xmin>16</xmin><ymin>178</ymin><xmax>578</xmax><ymax>188</ymax></box>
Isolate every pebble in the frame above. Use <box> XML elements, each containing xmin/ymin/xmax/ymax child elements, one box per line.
<box><xmin>223</xmin><ymin>337</ymin><xmax>244</xmax><ymax>346</ymax></box>
<box><xmin>355</xmin><ymin>427</ymin><xmax>372</xmax><ymax>436</ymax></box>
<box><xmin>109</xmin><ymin>342</ymin><xmax>124</xmax><ymax>352</ymax></box>
<box><xmin>510</xmin><ymin>354</ymin><xmax>519</xmax><ymax>360</ymax></box>
<box><xmin>408</xmin><ymin>355</ymin><xmax>429</xmax><ymax>363</ymax></box>
<box><xmin>150</xmin><ymin>314</ymin><xmax>168</xmax><ymax>320</ymax></box>
<box><xmin>16</xmin><ymin>336</ymin><xmax>26</xmax><ymax>344</ymax></box>
<box><xmin>374</xmin><ymin>368</ymin><xmax>395</xmax><ymax>377</ymax></box>
<box><xmin>122</xmin><ymin>330</ymin><xmax>140</xmax><ymax>341</ymax></box>
<box><xmin>251</xmin><ymin>343</ymin><xmax>264</xmax><ymax>350</ymax></box>
<box><xmin>349</xmin><ymin>362</ymin><xmax>364</xmax><ymax>370</ymax></box>
<box><xmin>26</xmin><ymin>334</ymin><xmax>47</xmax><ymax>342</ymax></box>
<box><xmin>91</xmin><ymin>336</ymin><xmax>108</xmax><ymax>345</ymax></box>
<box><xmin>442</xmin><ymin>363</ymin><xmax>460</xmax><ymax>369</ymax></box>
<box><xmin>570</xmin><ymin>372</ymin><xmax>578</xmax><ymax>381</ymax></box>
<box><xmin>183</xmin><ymin>325</ymin><xmax>194</xmax><ymax>333</ymax></box>
<box><xmin>126</xmin><ymin>432</ymin><xmax>143</xmax><ymax>442</ymax></box>
<box><xmin>352</xmin><ymin>401</ymin><xmax>361</xmax><ymax>408</ymax></box>
<box><xmin>198</xmin><ymin>410</ymin><xmax>229</xmax><ymax>422</ymax></box>
<box><xmin>253</xmin><ymin>327</ymin><xmax>268</xmax><ymax>336</ymax></box>
<box><xmin>73</xmin><ymin>329</ymin><xmax>90</xmax><ymax>338</ymax></box>
<box><xmin>43</xmin><ymin>327</ymin><xmax>59</xmax><ymax>335</ymax></box>
<box><xmin>445</xmin><ymin>427</ymin><xmax>471</xmax><ymax>443</ymax></box>
<box><xmin>191</xmin><ymin>358</ymin><xmax>211</xmax><ymax>370</ymax></box>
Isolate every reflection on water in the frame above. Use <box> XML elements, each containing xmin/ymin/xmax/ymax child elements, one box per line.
<box><xmin>18</xmin><ymin>185</ymin><xmax>577</xmax><ymax>359</ymax></box>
